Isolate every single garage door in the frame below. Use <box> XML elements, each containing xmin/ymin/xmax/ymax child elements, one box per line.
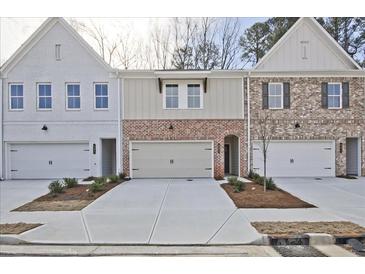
<box><xmin>130</xmin><ymin>141</ymin><xmax>213</xmax><ymax>178</ymax></box>
<box><xmin>252</xmin><ymin>140</ymin><xmax>335</xmax><ymax>177</ymax></box>
<box><xmin>9</xmin><ymin>143</ymin><xmax>90</xmax><ymax>179</ymax></box>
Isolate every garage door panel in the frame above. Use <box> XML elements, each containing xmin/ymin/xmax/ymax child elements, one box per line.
<box><xmin>253</xmin><ymin>141</ymin><xmax>335</xmax><ymax>177</ymax></box>
<box><xmin>131</xmin><ymin>142</ymin><xmax>212</xmax><ymax>178</ymax></box>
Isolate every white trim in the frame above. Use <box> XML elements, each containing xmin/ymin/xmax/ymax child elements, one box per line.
<box><xmin>65</xmin><ymin>83</ymin><xmax>81</xmax><ymax>111</ymax></box>
<box><xmin>357</xmin><ymin>137</ymin><xmax>362</xmax><ymax>177</ymax></box>
<box><xmin>8</xmin><ymin>83</ymin><xmax>24</xmax><ymax>111</ymax></box>
<box><xmin>117</xmin><ymin>77</ymin><xmax>122</xmax><ymax>174</ymax></box>
<box><xmin>327</xmin><ymin>82</ymin><xmax>342</xmax><ymax>109</ymax></box>
<box><xmin>247</xmin><ymin>74</ymin><xmax>251</xmax><ymax>174</ymax></box>
<box><xmin>36</xmin><ymin>82</ymin><xmax>52</xmax><ymax>111</ymax></box>
<box><xmin>268</xmin><ymin>82</ymin><xmax>284</xmax><ymax>110</ymax></box>
<box><xmin>93</xmin><ymin>82</ymin><xmax>109</xmax><ymax>110</ymax></box>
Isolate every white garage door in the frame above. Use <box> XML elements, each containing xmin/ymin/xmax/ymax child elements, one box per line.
<box><xmin>253</xmin><ymin>140</ymin><xmax>335</xmax><ymax>177</ymax></box>
<box><xmin>9</xmin><ymin>143</ymin><xmax>90</xmax><ymax>179</ymax></box>
<box><xmin>131</xmin><ymin>141</ymin><xmax>213</xmax><ymax>178</ymax></box>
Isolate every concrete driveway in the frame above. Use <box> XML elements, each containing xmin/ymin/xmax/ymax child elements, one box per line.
<box><xmin>274</xmin><ymin>177</ymin><xmax>365</xmax><ymax>226</ymax></box>
<box><xmin>0</xmin><ymin>179</ymin><xmax>261</xmax><ymax>244</ymax></box>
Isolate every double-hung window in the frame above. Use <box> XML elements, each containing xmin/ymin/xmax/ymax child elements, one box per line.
<box><xmin>9</xmin><ymin>84</ymin><xmax>24</xmax><ymax>110</ymax></box>
<box><xmin>187</xmin><ymin>84</ymin><xmax>201</xmax><ymax>108</ymax></box>
<box><xmin>165</xmin><ymin>84</ymin><xmax>179</xmax><ymax>109</ymax></box>
<box><xmin>95</xmin><ymin>83</ymin><xmax>108</xmax><ymax>109</ymax></box>
<box><xmin>268</xmin><ymin>83</ymin><xmax>283</xmax><ymax>109</ymax></box>
<box><xmin>66</xmin><ymin>84</ymin><xmax>81</xmax><ymax>110</ymax></box>
<box><xmin>327</xmin><ymin>83</ymin><xmax>342</xmax><ymax>109</ymax></box>
<box><xmin>37</xmin><ymin>83</ymin><xmax>52</xmax><ymax>110</ymax></box>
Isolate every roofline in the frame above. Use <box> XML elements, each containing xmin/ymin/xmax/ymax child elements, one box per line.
<box><xmin>254</xmin><ymin>17</ymin><xmax>362</xmax><ymax>71</ymax></box>
<box><xmin>0</xmin><ymin>17</ymin><xmax>113</xmax><ymax>76</ymax></box>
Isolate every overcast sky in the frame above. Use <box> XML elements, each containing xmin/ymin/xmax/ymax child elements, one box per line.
<box><xmin>0</xmin><ymin>17</ymin><xmax>265</xmax><ymax>66</ymax></box>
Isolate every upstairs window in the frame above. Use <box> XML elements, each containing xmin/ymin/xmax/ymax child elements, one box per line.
<box><xmin>9</xmin><ymin>84</ymin><xmax>24</xmax><ymax>110</ymax></box>
<box><xmin>37</xmin><ymin>83</ymin><xmax>52</xmax><ymax>110</ymax></box>
<box><xmin>66</xmin><ymin>84</ymin><xmax>81</xmax><ymax>110</ymax></box>
<box><xmin>268</xmin><ymin>83</ymin><xmax>283</xmax><ymax>109</ymax></box>
<box><xmin>327</xmin><ymin>83</ymin><xmax>342</xmax><ymax>109</ymax></box>
<box><xmin>187</xmin><ymin>84</ymin><xmax>201</xmax><ymax>108</ymax></box>
<box><xmin>165</xmin><ymin>84</ymin><xmax>179</xmax><ymax>109</ymax></box>
<box><xmin>95</xmin><ymin>83</ymin><xmax>108</xmax><ymax>109</ymax></box>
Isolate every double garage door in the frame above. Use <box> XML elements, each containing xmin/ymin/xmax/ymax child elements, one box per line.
<box><xmin>9</xmin><ymin>143</ymin><xmax>90</xmax><ymax>179</ymax></box>
<box><xmin>130</xmin><ymin>141</ymin><xmax>213</xmax><ymax>178</ymax></box>
<box><xmin>253</xmin><ymin>140</ymin><xmax>335</xmax><ymax>177</ymax></box>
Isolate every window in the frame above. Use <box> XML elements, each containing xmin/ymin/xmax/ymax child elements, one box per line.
<box><xmin>37</xmin><ymin>83</ymin><xmax>52</xmax><ymax>110</ymax></box>
<box><xmin>55</xmin><ymin>44</ymin><xmax>61</xmax><ymax>60</ymax></box>
<box><xmin>187</xmin><ymin>84</ymin><xmax>201</xmax><ymax>108</ymax></box>
<box><xmin>328</xmin><ymin>83</ymin><xmax>342</xmax><ymax>109</ymax></box>
<box><xmin>95</xmin><ymin>83</ymin><xmax>108</xmax><ymax>109</ymax></box>
<box><xmin>9</xmin><ymin>84</ymin><xmax>24</xmax><ymax>110</ymax></box>
<box><xmin>165</xmin><ymin>84</ymin><xmax>179</xmax><ymax>109</ymax></box>
<box><xmin>66</xmin><ymin>84</ymin><xmax>80</xmax><ymax>109</ymax></box>
<box><xmin>268</xmin><ymin>83</ymin><xmax>283</xmax><ymax>109</ymax></box>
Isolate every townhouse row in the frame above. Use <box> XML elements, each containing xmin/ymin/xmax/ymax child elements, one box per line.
<box><xmin>0</xmin><ymin>17</ymin><xmax>364</xmax><ymax>180</ymax></box>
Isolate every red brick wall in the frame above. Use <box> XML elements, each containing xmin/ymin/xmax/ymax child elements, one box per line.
<box><xmin>123</xmin><ymin>119</ymin><xmax>247</xmax><ymax>178</ymax></box>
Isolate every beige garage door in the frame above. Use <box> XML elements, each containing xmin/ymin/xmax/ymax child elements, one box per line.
<box><xmin>130</xmin><ymin>141</ymin><xmax>213</xmax><ymax>178</ymax></box>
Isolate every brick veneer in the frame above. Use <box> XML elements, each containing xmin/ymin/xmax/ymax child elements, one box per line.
<box><xmin>123</xmin><ymin>119</ymin><xmax>247</xmax><ymax>178</ymax></box>
<box><xmin>249</xmin><ymin>77</ymin><xmax>365</xmax><ymax>176</ymax></box>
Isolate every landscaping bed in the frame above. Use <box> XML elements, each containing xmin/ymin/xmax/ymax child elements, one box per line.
<box><xmin>221</xmin><ymin>182</ymin><xmax>315</xmax><ymax>208</ymax></box>
<box><xmin>251</xmin><ymin>221</ymin><xmax>365</xmax><ymax>238</ymax></box>
<box><xmin>0</xmin><ymin>223</ymin><xmax>42</xmax><ymax>234</ymax></box>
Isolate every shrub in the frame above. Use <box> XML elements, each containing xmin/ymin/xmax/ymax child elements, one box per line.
<box><xmin>89</xmin><ymin>181</ymin><xmax>105</xmax><ymax>193</ymax></box>
<box><xmin>233</xmin><ymin>180</ymin><xmax>246</xmax><ymax>193</ymax></box>
<box><xmin>214</xmin><ymin>176</ymin><xmax>224</xmax><ymax>181</ymax></box>
<box><xmin>265</xmin><ymin>177</ymin><xmax>277</xmax><ymax>190</ymax></box>
<box><xmin>108</xmin><ymin>175</ymin><xmax>119</xmax><ymax>183</ymax></box>
<box><xmin>248</xmin><ymin>170</ymin><xmax>258</xmax><ymax>179</ymax></box>
<box><xmin>63</xmin><ymin>178</ymin><xmax>78</xmax><ymax>188</ymax></box>
<box><xmin>119</xmin><ymin>172</ymin><xmax>127</xmax><ymax>180</ymax></box>
<box><xmin>255</xmin><ymin>176</ymin><xmax>265</xmax><ymax>186</ymax></box>
<box><xmin>228</xmin><ymin>176</ymin><xmax>238</xmax><ymax>186</ymax></box>
<box><xmin>94</xmin><ymin>177</ymin><xmax>107</xmax><ymax>184</ymax></box>
<box><xmin>48</xmin><ymin>180</ymin><xmax>65</xmax><ymax>195</ymax></box>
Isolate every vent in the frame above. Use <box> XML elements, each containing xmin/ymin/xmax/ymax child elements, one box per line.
<box><xmin>55</xmin><ymin>44</ymin><xmax>61</xmax><ymax>60</ymax></box>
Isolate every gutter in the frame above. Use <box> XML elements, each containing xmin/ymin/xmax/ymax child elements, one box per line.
<box><xmin>116</xmin><ymin>71</ymin><xmax>122</xmax><ymax>174</ymax></box>
<box><xmin>247</xmin><ymin>72</ymin><xmax>251</xmax><ymax>174</ymax></box>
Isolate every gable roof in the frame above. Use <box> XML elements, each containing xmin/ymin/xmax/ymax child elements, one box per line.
<box><xmin>0</xmin><ymin>17</ymin><xmax>113</xmax><ymax>76</ymax></box>
<box><xmin>254</xmin><ymin>17</ymin><xmax>362</xmax><ymax>71</ymax></box>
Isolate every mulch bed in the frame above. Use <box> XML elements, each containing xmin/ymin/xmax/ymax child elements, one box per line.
<box><xmin>221</xmin><ymin>182</ymin><xmax>315</xmax><ymax>208</ymax></box>
<box><xmin>251</xmin><ymin>221</ymin><xmax>365</xmax><ymax>238</ymax></box>
<box><xmin>0</xmin><ymin>223</ymin><xmax>43</xmax><ymax>234</ymax></box>
<box><xmin>12</xmin><ymin>182</ymin><xmax>121</xmax><ymax>212</ymax></box>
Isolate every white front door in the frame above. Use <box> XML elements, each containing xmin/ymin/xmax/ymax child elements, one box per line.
<box><xmin>130</xmin><ymin>141</ymin><xmax>213</xmax><ymax>178</ymax></box>
<box><xmin>9</xmin><ymin>143</ymin><xmax>90</xmax><ymax>179</ymax></box>
<box><xmin>253</xmin><ymin>140</ymin><xmax>335</xmax><ymax>177</ymax></box>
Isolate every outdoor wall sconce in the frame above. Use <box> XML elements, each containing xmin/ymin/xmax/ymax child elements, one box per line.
<box><xmin>41</xmin><ymin>125</ymin><xmax>48</xmax><ymax>131</ymax></box>
<box><xmin>169</xmin><ymin>124</ymin><xmax>174</xmax><ymax>130</ymax></box>
<box><xmin>295</xmin><ymin>123</ymin><xmax>300</xmax><ymax>128</ymax></box>
<box><xmin>93</xmin><ymin>144</ymin><xmax>96</xmax><ymax>155</ymax></box>
<box><xmin>340</xmin><ymin>143</ymin><xmax>343</xmax><ymax>153</ymax></box>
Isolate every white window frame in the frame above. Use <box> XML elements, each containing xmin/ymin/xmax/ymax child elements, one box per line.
<box><xmin>162</xmin><ymin>79</ymin><xmax>204</xmax><ymax>110</ymax></box>
<box><xmin>65</xmin><ymin>83</ymin><xmax>81</xmax><ymax>111</ymax></box>
<box><xmin>9</xmin><ymin>83</ymin><xmax>24</xmax><ymax>111</ymax></box>
<box><xmin>187</xmin><ymin>83</ymin><xmax>203</xmax><ymax>109</ymax></box>
<box><xmin>327</xmin><ymin>82</ymin><xmax>342</xmax><ymax>109</ymax></box>
<box><xmin>268</xmin><ymin>82</ymin><xmax>284</xmax><ymax>110</ymax></box>
<box><xmin>37</xmin><ymin>83</ymin><xmax>52</xmax><ymax>111</ymax></box>
<box><xmin>94</xmin><ymin>82</ymin><xmax>109</xmax><ymax>110</ymax></box>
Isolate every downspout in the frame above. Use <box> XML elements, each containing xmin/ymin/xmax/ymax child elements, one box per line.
<box><xmin>0</xmin><ymin>77</ymin><xmax>3</xmax><ymax>180</ymax></box>
<box><xmin>116</xmin><ymin>71</ymin><xmax>122</xmax><ymax>174</ymax></box>
<box><xmin>247</xmin><ymin>71</ymin><xmax>251</xmax><ymax>174</ymax></box>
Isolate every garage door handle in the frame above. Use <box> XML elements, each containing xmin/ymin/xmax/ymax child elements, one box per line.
<box><xmin>204</xmin><ymin>148</ymin><xmax>212</xmax><ymax>150</ymax></box>
<box><xmin>11</xmin><ymin>169</ymin><xmax>18</xmax><ymax>172</ymax></box>
<box><xmin>324</xmin><ymin>167</ymin><xmax>332</xmax><ymax>169</ymax></box>
<box><xmin>324</xmin><ymin>148</ymin><xmax>332</xmax><ymax>150</ymax></box>
<box><xmin>132</xmin><ymin>149</ymin><xmax>140</xmax><ymax>151</ymax></box>
<box><xmin>10</xmin><ymin>149</ymin><xmax>18</xmax><ymax>152</ymax></box>
<box><xmin>83</xmin><ymin>169</ymin><xmax>90</xmax><ymax>171</ymax></box>
<box><xmin>205</xmin><ymin>168</ymin><xmax>212</xmax><ymax>170</ymax></box>
<box><xmin>132</xmin><ymin>168</ymin><xmax>139</xmax><ymax>171</ymax></box>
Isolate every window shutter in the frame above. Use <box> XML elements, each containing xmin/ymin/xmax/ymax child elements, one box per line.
<box><xmin>321</xmin><ymin>82</ymin><xmax>328</xmax><ymax>108</ymax></box>
<box><xmin>283</xmin><ymin>82</ymin><xmax>290</xmax><ymax>109</ymax></box>
<box><xmin>262</xmin><ymin>83</ymin><xmax>268</xmax><ymax>109</ymax></box>
<box><xmin>342</xmin><ymin>82</ymin><xmax>349</xmax><ymax>108</ymax></box>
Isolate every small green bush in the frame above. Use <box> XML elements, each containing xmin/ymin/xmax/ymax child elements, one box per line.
<box><xmin>63</xmin><ymin>178</ymin><xmax>78</xmax><ymax>188</ymax></box>
<box><xmin>233</xmin><ymin>180</ymin><xmax>245</xmax><ymax>193</ymax></box>
<box><xmin>228</xmin><ymin>176</ymin><xmax>238</xmax><ymax>186</ymax></box>
<box><xmin>48</xmin><ymin>180</ymin><xmax>65</xmax><ymax>194</ymax></box>
<box><xmin>94</xmin><ymin>177</ymin><xmax>107</xmax><ymax>184</ymax></box>
<box><xmin>89</xmin><ymin>181</ymin><xmax>105</xmax><ymax>193</ymax></box>
<box><xmin>248</xmin><ymin>170</ymin><xmax>258</xmax><ymax>179</ymax></box>
<box><xmin>255</xmin><ymin>176</ymin><xmax>265</xmax><ymax>186</ymax></box>
<box><xmin>265</xmin><ymin>177</ymin><xmax>277</xmax><ymax>190</ymax></box>
<box><xmin>108</xmin><ymin>175</ymin><xmax>119</xmax><ymax>183</ymax></box>
<box><xmin>119</xmin><ymin>172</ymin><xmax>127</xmax><ymax>179</ymax></box>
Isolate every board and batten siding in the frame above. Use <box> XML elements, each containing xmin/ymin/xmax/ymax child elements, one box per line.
<box><xmin>123</xmin><ymin>78</ymin><xmax>243</xmax><ymax>119</ymax></box>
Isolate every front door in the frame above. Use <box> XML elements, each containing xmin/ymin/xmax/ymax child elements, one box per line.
<box><xmin>224</xmin><ymin>144</ymin><xmax>230</xmax><ymax>174</ymax></box>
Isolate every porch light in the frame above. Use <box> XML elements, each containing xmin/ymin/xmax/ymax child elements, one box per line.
<box><xmin>169</xmin><ymin>124</ymin><xmax>174</xmax><ymax>130</ymax></box>
<box><xmin>295</xmin><ymin>123</ymin><xmax>300</xmax><ymax>128</ymax></box>
<box><xmin>41</xmin><ymin>125</ymin><xmax>48</xmax><ymax>131</ymax></box>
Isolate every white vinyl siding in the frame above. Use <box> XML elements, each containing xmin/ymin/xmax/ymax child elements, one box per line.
<box><xmin>66</xmin><ymin>83</ymin><xmax>81</xmax><ymax>110</ymax></box>
<box><xmin>327</xmin><ymin>83</ymin><xmax>342</xmax><ymax>109</ymax></box>
<box><xmin>37</xmin><ymin>83</ymin><xmax>52</xmax><ymax>110</ymax></box>
<box><xmin>9</xmin><ymin>84</ymin><xmax>24</xmax><ymax>110</ymax></box>
<box><xmin>268</xmin><ymin>83</ymin><xmax>283</xmax><ymax>109</ymax></box>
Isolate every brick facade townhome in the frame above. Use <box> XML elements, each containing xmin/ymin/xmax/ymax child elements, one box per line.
<box><xmin>123</xmin><ymin>120</ymin><xmax>247</xmax><ymax>178</ymax></box>
<box><xmin>249</xmin><ymin>77</ymin><xmax>365</xmax><ymax>176</ymax></box>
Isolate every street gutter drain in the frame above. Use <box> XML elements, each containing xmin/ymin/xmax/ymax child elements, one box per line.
<box><xmin>274</xmin><ymin>246</ymin><xmax>327</xmax><ymax>257</ymax></box>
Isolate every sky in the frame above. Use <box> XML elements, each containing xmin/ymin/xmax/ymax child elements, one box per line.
<box><xmin>0</xmin><ymin>17</ymin><xmax>266</xmax><ymax>67</ymax></box>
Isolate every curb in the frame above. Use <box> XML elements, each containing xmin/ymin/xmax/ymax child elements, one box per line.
<box><xmin>0</xmin><ymin>236</ymin><xmax>29</xmax><ymax>245</ymax></box>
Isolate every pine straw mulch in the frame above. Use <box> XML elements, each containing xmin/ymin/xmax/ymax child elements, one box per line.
<box><xmin>221</xmin><ymin>183</ymin><xmax>315</xmax><ymax>208</ymax></box>
<box><xmin>0</xmin><ymin>223</ymin><xmax>43</xmax><ymax>234</ymax></box>
<box><xmin>251</xmin><ymin>221</ymin><xmax>365</xmax><ymax>238</ymax></box>
<box><xmin>12</xmin><ymin>182</ymin><xmax>121</xmax><ymax>212</ymax></box>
